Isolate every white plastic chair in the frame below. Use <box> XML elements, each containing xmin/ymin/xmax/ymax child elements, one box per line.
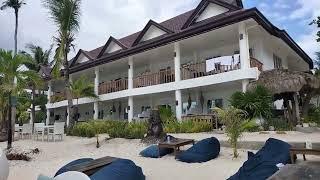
<box><xmin>0</xmin><ymin>149</ymin><xmax>9</xmax><ymax>180</ymax></box>
<box><xmin>34</xmin><ymin>123</ymin><xmax>45</xmax><ymax>141</ymax></box>
<box><xmin>48</xmin><ymin>122</ymin><xmax>65</xmax><ymax>142</ymax></box>
<box><xmin>20</xmin><ymin>124</ymin><xmax>32</xmax><ymax>139</ymax></box>
<box><xmin>54</xmin><ymin>171</ymin><xmax>90</xmax><ymax>180</ymax></box>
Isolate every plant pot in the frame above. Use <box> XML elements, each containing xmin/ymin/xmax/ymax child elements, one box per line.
<box><xmin>302</xmin><ymin>123</ymin><xmax>309</xmax><ymax>128</ymax></box>
<box><xmin>296</xmin><ymin>124</ymin><xmax>302</xmax><ymax>128</ymax></box>
<box><xmin>269</xmin><ymin>126</ymin><xmax>275</xmax><ymax>131</ymax></box>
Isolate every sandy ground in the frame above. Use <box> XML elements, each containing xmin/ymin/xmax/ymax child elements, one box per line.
<box><xmin>1</xmin><ymin>132</ymin><xmax>320</xmax><ymax>180</ymax></box>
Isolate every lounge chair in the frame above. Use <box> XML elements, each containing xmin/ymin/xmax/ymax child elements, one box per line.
<box><xmin>228</xmin><ymin>138</ymin><xmax>291</xmax><ymax>180</ymax></box>
<box><xmin>176</xmin><ymin>137</ymin><xmax>220</xmax><ymax>163</ymax></box>
<box><xmin>55</xmin><ymin>158</ymin><xmax>145</xmax><ymax>180</ymax></box>
<box><xmin>48</xmin><ymin>122</ymin><xmax>65</xmax><ymax>142</ymax></box>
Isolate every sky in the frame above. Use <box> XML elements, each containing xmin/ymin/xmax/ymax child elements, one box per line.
<box><xmin>0</xmin><ymin>0</ymin><xmax>319</xmax><ymax>60</ymax></box>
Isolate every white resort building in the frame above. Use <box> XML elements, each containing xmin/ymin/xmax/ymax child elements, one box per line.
<box><xmin>44</xmin><ymin>0</ymin><xmax>313</xmax><ymax>126</ymax></box>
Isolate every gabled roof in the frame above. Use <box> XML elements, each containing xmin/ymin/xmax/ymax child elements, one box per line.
<box><xmin>182</xmin><ymin>0</ymin><xmax>240</xmax><ymax>29</ymax></box>
<box><xmin>97</xmin><ymin>36</ymin><xmax>128</xmax><ymax>58</ymax></box>
<box><xmin>69</xmin><ymin>49</ymin><xmax>94</xmax><ymax>67</ymax></box>
<box><xmin>131</xmin><ymin>20</ymin><xmax>174</xmax><ymax>46</ymax></box>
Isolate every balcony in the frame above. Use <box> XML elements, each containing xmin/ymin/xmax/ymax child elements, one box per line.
<box><xmin>99</xmin><ymin>79</ymin><xmax>128</xmax><ymax>95</ymax></box>
<box><xmin>50</xmin><ymin>91</ymin><xmax>67</xmax><ymax>103</ymax></box>
<box><xmin>133</xmin><ymin>69</ymin><xmax>175</xmax><ymax>88</ymax></box>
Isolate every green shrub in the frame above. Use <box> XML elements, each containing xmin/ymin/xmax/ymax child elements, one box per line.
<box><xmin>242</xmin><ymin>120</ymin><xmax>260</xmax><ymax>132</ymax></box>
<box><xmin>164</xmin><ymin>120</ymin><xmax>212</xmax><ymax>133</ymax></box>
<box><xmin>304</xmin><ymin>106</ymin><xmax>320</xmax><ymax>125</ymax></box>
<box><xmin>263</xmin><ymin>118</ymin><xmax>293</xmax><ymax>131</ymax></box>
<box><xmin>71</xmin><ymin>120</ymin><xmax>147</xmax><ymax>139</ymax></box>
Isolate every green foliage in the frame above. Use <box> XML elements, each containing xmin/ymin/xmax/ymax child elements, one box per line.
<box><xmin>35</xmin><ymin>111</ymin><xmax>46</xmax><ymax>123</ymax></box>
<box><xmin>159</xmin><ymin>107</ymin><xmax>174</xmax><ymax>124</ymax></box>
<box><xmin>18</xmin><ymin>111</ymin><xmax>29</xmax><ymax>124</ymax></box>
<box><xmin>263</xmin><ymin>118</ymin><xmax>293</xmax><ymax>131</ymax></box>
<box><xmin>214</xmin><ymin>107</ymin><xmax>249</xmax><ymax>158</ymax></box>
<box><xmin>71</xmin><ymin>120</ymin><xmax>147</xmax><ymax>139</ymax></box>
<box><xmin>164</xmin><ymin>120</ymin><xmax>213</xmax><ymax>133</ymax></box>
<box><xmin>230</xmin><ymin>85</ymin><xmax>273</xmax><ymax>120</ymax></box>
<box><xmin>71</xmin><ymin>76</ymin><xmax>98</xmax><ymax>101</ymax></box>
<box><xmin>304</xmin><ymin>106</ymin><xmax>320</xmax><ymax>125</ymax></box>
<box><xmin>242</xmin><ymin>120</ymin><xmax>261</xmax><ymax>132</ymax></box>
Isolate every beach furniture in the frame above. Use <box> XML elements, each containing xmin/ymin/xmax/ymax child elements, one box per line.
<box><xmin>176</xmin><ymin>137</ymin><xmax>220</xmax><ymax>163</ymax></box>
<box><xmin>34</xmin><ymin>123</ymin><xmax>45</xmax><ymax>141</ymax></box>
<box><xmin>158</xmin><ymin>138</ymin><xmax>195</xmax><ymax>157</ymax></box>
<box><xmin>54</xmin><ymin>171</ymin><xmax>90</xmax><ymax>180</ymax></box>
<box><xmin>47</xmin><ymin>122</ymin><xmax>65</xmax><ymax>142</ymax></box>
<box><xmin>0</xmin><ymin>148</ymin><xmax>9</xmax><ymax>180</ymax></box>
<box><xmin>19</xmin><ymin>124</ymin><xmax>32</xmax><ymax>139</ymax></box>
<box><xmin>140</xmin><ymin>144</ymin><xmax>173</xmax><ymax>158</ymax></box>
<box><xmin>55</xmin><ymin>156</ymin><xmax>145</xmax><ymax>180</ymax></box>
<box><xmin>228</xmin><ymin>138</ymin><xmax>291</xmax><ymax>180</ymax></box>
<box><xmin>290</xmin><ymin>148</ymin><xmax>320</xmax><ymax>163</ymax></box>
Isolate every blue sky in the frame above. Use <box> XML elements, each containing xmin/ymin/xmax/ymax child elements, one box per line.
<box><xmin>0</xmin><ymin>0</ymin><xmax>319</xmax><ymax>59</ymax></box>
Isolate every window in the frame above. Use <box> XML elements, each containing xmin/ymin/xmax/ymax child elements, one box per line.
<box><xmin>273</xmin><ymin>54</ymin><xmax>282</xmax><ymax>69</ymax></box>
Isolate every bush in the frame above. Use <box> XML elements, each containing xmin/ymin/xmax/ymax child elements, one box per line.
<box><xmin>242</xmin><ymin>120</ymin><xmax>261</xmax><ymax>132</ymax></box>
<box><xmin>164</xmin><ymin>120</ymin><xmax>212</xmax><ymax>133</ymax></box>
<box><xmin>304</xmin><ymin>106</ymin><xmax>320</xmax><ymax>125</ymax></box>
<box><xmin>71</xmin><ymin>120</ymin><xmax>147</xmax><ymax>139</ymax></box>
<box><xmin>263</xmin><ymin>118</ymin><xmax>293</xmax><ymax>131</ymax></box>
<box><xmin>35</xmin><ymin>111</ymin><xmax>46</xmax><ymax>123</ymax></box>
<box><xmin>230</xmin><ymin>85</ymin><xmax>273</xmax><ymax>120</ymax></box>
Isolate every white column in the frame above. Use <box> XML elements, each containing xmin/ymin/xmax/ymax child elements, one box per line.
<box><xmin>239</xmin><ymin>22</ymin><xmax>250</xmax><ymax>69</ymax></box>
<box><xmin>94</xmin><ymin>67</ymin><xmax>99</xmax><ymax>119</ymax></box>
<box><xmin>46</xmin><ymin>109</ymin><xmax>50</xmax><ymax>125</ymax></box>
<box><xmin>128</xmin><ymin>96</ymin><xmax>133</xmax><ymax>122</ymax></box>
<box><xmin>242</xmin><ymin>79</ymin><xmax>249</xmax><ymax>93</ymax></box>
<box><xmin>128</xmin><ymin>57</ymin><xmax>134</xmax><ymax>89</ymax></box>
<box><xmin>66</xmin><ymin>108</ymin><xmax>70</xmax><ymax>126</ymax></box>
<box><xmin>175</xmin><ymin>90</ymin><xmax>182</xmax><ymax>121</ymax></box>
<box><xmin>47</xmin><ymin>81</ymin><xmax>52</xmax><ymax>103</ymax></box>
<box><xmin>174</xmin><ymin>42</ymin><xmax>181</xmax><ymax>82</ymax></box>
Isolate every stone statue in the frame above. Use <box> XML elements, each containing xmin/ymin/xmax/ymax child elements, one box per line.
<box><xmin>142</xmin><ymin>109</ymin><xmax>166</xmax><ymax>144</ymax></box>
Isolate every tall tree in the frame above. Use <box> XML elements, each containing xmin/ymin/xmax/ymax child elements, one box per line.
<box><xmin>0</xmin><ymin>0</ymin><xmax>26</xmax><ymax>55</ymax></box>
<box><xmin>43</xmin><ymin>0</ymin><xmax>81</xmax><ymax>129</ymax></box>
<box><xmin>24</xmin><ymin>44</ymin><xmax>52</xmax><ymax>127</ymax></box>
<box><xmin>0</xmin><ymin>49</ymin><xmax>38</xmax><ymax>149</ymax></box>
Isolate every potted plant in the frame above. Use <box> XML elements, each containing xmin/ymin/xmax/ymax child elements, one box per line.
<box><xmin>302</xmin><ymin>118</ymin><xmax>309</xmax><ymax>127</ymax></box>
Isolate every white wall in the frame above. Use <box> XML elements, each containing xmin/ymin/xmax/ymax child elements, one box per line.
<box><xmin>78</xmin><ymin>54</ymin><xmax>89</xmax><ymax>64</ymax></box>
<box><xmin>104</xmin><ymin>41</ymin><xmax>122</xmax><ymax>54</ymax></box>
<box><xmin>141</xmin><ymin>25</ymin><xmax>167</xmax><ymax>42</ymax></box>
<box><xmin>196</xmin><ymin>3</ymin><xmax>229</xmax><ymax>22</ymax></box>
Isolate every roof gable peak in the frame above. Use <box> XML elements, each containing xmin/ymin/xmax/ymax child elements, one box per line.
<box><xmin>69</xmin><ymin>49</ymin><xmax>93</xmax><ymax>67</ymax></box>
<box><xmin>182</xmin><ymin>0</ymin><xmax>240</xmax><ymax>29</ymax></box>
<box><xmin>132</xmin><ymin>20</ymin><xmax>174</xmax><ymax>46</ymax></box>
<box><xmin>97</xmin><ymin>36</ymin><xmax>128</xmax><ymax>58</ymax></box>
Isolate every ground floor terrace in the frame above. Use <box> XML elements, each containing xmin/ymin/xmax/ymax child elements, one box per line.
<box><xmin>46</xmin><ymin>81</ymin><xmax>243</xmax><ymax>125</ymax></box>
<box><xmin>3</xmin><ymin>132</ymin><xmax>320</xmax><ymax>180</ymax></box>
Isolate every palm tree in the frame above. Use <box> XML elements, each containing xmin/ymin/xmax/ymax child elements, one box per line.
<box><xmin>70</xmin><ymin>76</ymin><xmax>98</xmax><ymax>122</ymax></box>
<box><xmin>0</xmin><ymin>49</ymin><xmax>39</xmax><ymax>149</ymax></box>
<box><xmin>43</xmin><ymin>0</ymin><xmax>81</xmax><ymax>129</ymax></box>
<box><xmin>24</xmin><ymin>44</ymin><xmax>52</xmax><ymax>127</ymax></box>
<box><xmin>0</xmin><ymin>0</ymin><xmax>26</xmax><ymax>55</ymax></box>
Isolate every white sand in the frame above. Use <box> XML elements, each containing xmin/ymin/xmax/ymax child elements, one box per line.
<box><xmin>1</xmin><ymin>132</ymin><xmax>320</xmax><ymax>180</ymax></box>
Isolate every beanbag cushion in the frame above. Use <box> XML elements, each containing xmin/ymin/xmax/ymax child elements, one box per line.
<box><xmin>54</xmin><ymin>158</ymin><xmax>94</xmax><ymax>177</ymax></box>
<box><xmin>90</xmin><ymin>159</ymin><xmax>145</xmax><ymax>180</ymax></box>
<box><xmin>140</xmin><ymin>145</ymin><xmax>173</xmax><ymax>158</ymax></box>
<box><xmin>176</xmin><ymin>137</ymin><xmax>220</xmax><ymax>163</ymax></box>
<box><xmin>228</xmin><ymin>138</ymin><xmax>291</xmax><ymax>180</ymax></box>
<box><xmin>37</xmin><ymin>175</ymin><xmax>53</xmax><ymax>180</ymax></box>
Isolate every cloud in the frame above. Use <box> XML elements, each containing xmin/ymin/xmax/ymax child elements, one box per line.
<box><xmin>297</xmin><ymin>29</ymin><xmax>320</xmax><ymax>60</ymax></box>
<box><xmin>0</xmin><ymin>0</ymin><xmax>199</xmax><ymax>57</ymax></box>
<box><xmin>289</xmin><ymin>0</ymin><xmax>320</xmax><ymax>20</ymax></box>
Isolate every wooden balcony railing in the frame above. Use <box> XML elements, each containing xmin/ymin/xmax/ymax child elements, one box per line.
<box><xmin>133</xmin><ymin>69</ymin><xmax>175</xmax><ymax>88</ymax></box>
<box><xmin>50</xmin><ymin>91</ymin><xmax>67</xmax><ymax>103</ymax></box>
<box><xmin>181</xmin><ymin>62</ymin><xmax>240</xmax><ymax>80</ymax></box>
<box><xmin>250</xmin><ymin>57</ymin><xmax>263</xmax><ymax>71</ymax></box>
<box><xmin>99</xmin><ymin>79</ymin><xmax>128</xmax><ymax>95</ymax></box>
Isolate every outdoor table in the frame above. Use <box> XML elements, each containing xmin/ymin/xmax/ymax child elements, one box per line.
<box><xmin>290</xmin><ymin>148</ymin><xmax>320</xmax><ymax>163</ymax></box>
<box><xmin>158</xmin><ymin>138</ymin><xmax>195</xmax><ymax>158</ymax></box>
<box><xmin>66</xmin><ymin>156</ymin><xmax>118</xmax><ymax>176</ymax></box>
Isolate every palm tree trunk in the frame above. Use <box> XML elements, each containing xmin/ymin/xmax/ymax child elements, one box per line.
<box><xmin>64</xmin><ymin>51</ymin><xmax>74</xmax><ymax>129</ymax></box>
<box><xmin>7</xmin><ymin>93</ymin><xmax>12</xmax><ymax>149</ymax></box>
<box><xmin>14</xmin><ymin>9</ymin><xmax>18</xmax><ymax>55</ymax></box>
<box><xmin>31</xmin><ymin>86</ymin><xmax>36</xmax><ymax>132</ymax></box>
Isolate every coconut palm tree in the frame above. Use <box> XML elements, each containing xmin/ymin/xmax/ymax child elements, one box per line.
<box><xmin>70</xmin><ymin>76</ymin><xmax>98</xmax><ymax>122</ymax></box>
<box><xmin>24</xmin><ymin>44</ymin><xmax>52</xmax><ymax>127</ymax></box>
<box><xmin>43</xmin><ymin>0</ymin><xmax>81</xmax><ymax>129</ymax></box>
<box><xmin>0</xmin><ymin>0</ymin><xmax>26</xmax><ymax>55</ymax></box>
<box><xmin>0</xmin><ymin>49</ymin><xmax>39</xmax><ymax>149</ymax></box>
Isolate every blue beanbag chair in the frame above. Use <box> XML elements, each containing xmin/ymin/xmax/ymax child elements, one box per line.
<box><xmin>55</xmin><ymin>158</ymin><xmax>94</xmax><ymax>177</ymax></box>
<box><xmin>176</xmin><ymin>137</ymin><xmax>220</xmax><ymax>163</ymax></box>
<box><xmin>140</xmin><ymin>145</ymin><xmax>173</xmax><ymax>158</ymax></box>
<box><xmin>228</xmin><ymin>138</ymin><xmax>291</xmax><ymax>180</ymax></box>
<box><xmin>90</xmin><ymin>159</ymin><xmax>145</xmax><ymax>180</ymax></box>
